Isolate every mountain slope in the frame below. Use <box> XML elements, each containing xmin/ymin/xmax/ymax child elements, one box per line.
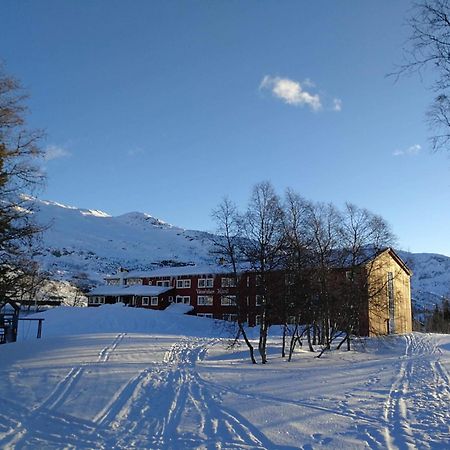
<box><xmin>33</xmin><ymin>199</ymin><xmax>215</xmax><ymax>283</ymax></box>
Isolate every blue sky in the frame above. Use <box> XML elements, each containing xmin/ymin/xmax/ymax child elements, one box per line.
<box><xmin>1</xmin><ymin>1</ymin><xmax>449</xmax><ymax>256</ymax></box>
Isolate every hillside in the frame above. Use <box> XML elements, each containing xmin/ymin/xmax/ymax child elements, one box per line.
<box><xmin>29</xmin><ymin>198</ymin><xmax>450</xmax><ymax>309</ymax></box>
<box><xmin>33</xmin><ymin>199</ymin><xmax>215</xmax><ymax>283</ymax></box>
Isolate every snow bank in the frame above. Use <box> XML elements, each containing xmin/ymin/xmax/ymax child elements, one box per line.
<box><xmin>27</xmin><ymin>304</ymin><xmax>219</xmax><ymax>340</ymax></box>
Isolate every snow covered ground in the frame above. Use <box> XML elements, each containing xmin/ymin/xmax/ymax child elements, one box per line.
<box><xmin>1</xmin><ymin>305</ymin><xmax>450</xmax><ymax>449</ymax></box>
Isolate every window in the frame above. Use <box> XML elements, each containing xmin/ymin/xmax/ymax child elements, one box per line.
<box><xmin>197</xmin><ymin>313</ymin><xmax>213</xmax><ymax>319</ymax></box>
<box><xmin>198</xmin><ymin>278</ymin><xmax>214</xmax><ymax>288</ymax></box>
<box><xmin>157</xmin><ymin>280</ymin><xmax>171</xmax><ymax>287</ymax></box>
<box><xmin>221</xmin><ymin>277</ymin><xmax>236</xmax><ymax>288</ymax></box>
<box><xmin>106</xmin><ymin>279</ymin><xmax>120</xmax><ymax>286</ymax></box>
<box><xmin>222</xmin><ymin>314</ymin><xmax>237</xmax><ymax>322</ymax></box>
<box><xmin>197</xmin><ymin>295</ymin><xmax>213</xmax><ymax>306</ymax></box>
<box><xmin>256</xmin><ymin>274</ymin><xmax>262</xmax><ymax>286</ymax></box>
<box><xmin>175</xmin><ymin>295</ymin><xmax>191</xmax><ymax>305</ymax></box>
<box><xmin>151</xmin><ymin>297</ymin><xmax>158</xmax><ymax>306</ymax></box>
<box><xmin>142</xmin><ymin>296</ymin><xmax>149</xmax><ymax>306</ymax></box>
<box><xmin>176</xmin><ymin>279</ymin><xmax>191</xmax><ymax>289</ymax></box>
<box><xmin>255</xmin><ymin>295</ymin><xmax>264</xmax><ymax>306</ymax></box>
<box><xmin>168</xmin><ymin>296</ymin><xmax>173</xmax><ymax>303</ymax></box>
<box><xmin>127</xmin><ymin>278</ymin><xmax>143</xmax><ymax>286</ymax></box>
<box><xmin>255</xmin><ymin>315</ymin><xmax>262</xmax><ymax>325</ymax></box>
<box><xmin>221</xmin><ymin>295</ymin><xmax>237</xmax><ymax>306</ymax></box>
<box><xmin>90</xmin><ymin>296</ymin><xmax>105</xmax><ymax>305</ymax></box>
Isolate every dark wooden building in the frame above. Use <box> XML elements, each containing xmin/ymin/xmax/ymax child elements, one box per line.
<box><xmin>87</xmin><ymin>248</ymin><xmax>412</xmax><ymax>335</ymax></box>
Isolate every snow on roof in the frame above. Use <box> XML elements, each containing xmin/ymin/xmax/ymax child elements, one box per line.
<box><xmin>120</xmin><ymin>264</ymin><xmax>240</xmax><ymax>279</ymax></box>
<box><xmin>88</xmin><ymin>285</ymin><xmax>173</xmax><ymax>297</ymax></box>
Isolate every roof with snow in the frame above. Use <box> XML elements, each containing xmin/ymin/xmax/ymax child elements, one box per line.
<box><xmin>88</xmin><ymin>285</ymin><xmax>173</xmax><ymax>297</ymax></box>
<box><xmin>105</xmin><ymin>264</ymin><xmax>247</xmax><ymax>280</ymax></box>
<box><xmin>329</xmin><ymin>247</ymin><xmax>412</xmax><ymax>275</ymax></box>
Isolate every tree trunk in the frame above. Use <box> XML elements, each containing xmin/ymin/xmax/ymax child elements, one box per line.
<box><xmin>281</xmin><ymin>323</ymin><xmax>287</xmax><ymax>358</ymax></box>
<box><xmin>258</xmin><ymin>318</ymin><xmax>268</xmax><ymax>364</ymax></box>
<box><xmin>238</xmin><ymin>322</ymin><xmax>257</xmax><ymax>364</ymax></box>
<box><xmin>288</xmin><ymin>323</ymin><xmax>298</xmax><ymax>361</ymax></box>
<box><xmin>306</xmin><ymin>324</ymin><xmax>315</xmax><ymax>352</ymax></box>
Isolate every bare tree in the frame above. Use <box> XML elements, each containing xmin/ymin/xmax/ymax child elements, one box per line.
<box><xmin>241</xmin><ymin>181</ymin><xmax>286</xmax><ymax>364</ymax></box>
<box><xmin>211</xmin><ymin>197</ymin><xmax>257</xmax><ymax>364</ymax></box>
<box><xmin>0</xmin><ymin>64</ymin><xmax>45</xmax><ymax>304</ymax></box>
<box><xmin>395</xmin><ymin>0</ymin><xmax>450</xmax><ymax>151</ymax></box>
<box><xmin>302</xmin><ymin>201</ymin><xmax>342</xmax><ymax>355</ymax></box>
<box><xmin>283</xmin><ymin>190</ymin><xmax>314</xmax><ymax>359</ymax></box>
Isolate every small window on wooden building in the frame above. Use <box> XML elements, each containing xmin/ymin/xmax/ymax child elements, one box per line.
<box><xmin>197</xmin><ymin>295</ymin><xmax>213</xmax><ymax>306</ymax></box>
<box><xmin>221</xmin><ymin>295</ymin><xmax>237</xmax><ymax>306</ymax></box>
<box><xmin>176</xmin><ymin>279</ymin><xmax>191</xmax><ymax>289</ymax></box>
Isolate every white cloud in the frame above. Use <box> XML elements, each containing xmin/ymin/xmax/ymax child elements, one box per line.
<box><xmin>393</xmin><ymin>144</ymin><xmax>421</xmax><ymax>156</ymax></box>
<box><xmin>260</xmin><ymin>75</ymin><xmax>322</xmax><ymax>111</ymax></box>
<box><xmin>44</xmin><ymin>144</ymin><xmax>71</xmax><ymax>161</ymax></box>
<box><xmin>332</xmin><ymin>98</ymin><xmax>342</xmax><ymax>112</ymax></box>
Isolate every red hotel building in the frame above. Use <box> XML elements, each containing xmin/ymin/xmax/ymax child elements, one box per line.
<box><xmin>87</xmin><ymin>265</ymin><xmax>266</xmax><ymax>326</ymax></box>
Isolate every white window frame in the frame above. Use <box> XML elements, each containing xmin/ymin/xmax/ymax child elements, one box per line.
<box><xmin>90</xmin><ymin>296</ymin><xmax>105</xmax><ymax>305</ymax></box>
<box><xmin>127</xmin><ymin>278</ymin><xmax>143</xmax><ymax>286</ymax></box>
<box><xmin>176</xmin><ymin>279</ymin><xmax>191</xmax><ymax>289</ymax></box>
<box><xmin>197</xmin><ymin>313</ymin><xmax>213</xmax><ymax>319</ymax></box>
<box><xmin>255</xmin><ymin>295</ymin><xmax>264</xmax><ymax>306</ymax></box>
<box><xmin>346</xmin><ymin>271</ymin><xmax>354</xmax><ymax>282</ymax></box>
<box><xmin>142</xmin><ymin>296</ymin><xmax>149</xmax><ymax>306</ymax></box>
<box><xmin>221</xmin><ymin>295</ymin><xmax>237</xmax><ymax>306</ymax></box>
<box><xmin>157</xmin><ymin>280</ymin><xmax>171</xmax><ymax>287</ymax></box>
<box><xmin>198</xmin><ymin>278</ymin><xmax>214</xmax><ymax>288</ymax></box>
<box><xmin>175</xmin><ymin>295</ymin><xmax>191</xmax><ymax>305</ymax></box>
<box><xmin>288</xmin><ymin>315</ymin><xmax>297</xmax><ymax>324</ymax></box>
<box><xmin>222</xmin><ymin>313</ymin><xmax>237</xmax><ymax>322</ymax></box>
<box><xmin>151</xmin><ymin>296</ymin><xmax>158</xmax><ymax>306</ymax></box>
<box><xmin>255</xmin><ymin>315</ymin><xmax>262</xmax><ymax>325</ymax></box>
<box><xmin>221</xmin><ymin>277</ymin><xmax>236</xmax><ymax>288</ymax></box>
<box><xmin>197</xmin><ymin>295</ymin><xmax>213</xmax><ymax>306</ymax></box>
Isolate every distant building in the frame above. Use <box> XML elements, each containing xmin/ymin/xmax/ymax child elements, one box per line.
<box><xmin>87</xmin><ymin>248</ymin><xmax>412</xmax><ymax>336</ymax></box>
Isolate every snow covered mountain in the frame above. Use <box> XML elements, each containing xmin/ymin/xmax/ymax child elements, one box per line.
<box><xmin>30</xmin><ymin>199</ymin><xmax>450</xmax><ymax>309</ymax></box>
<box><xmin>398</xmin><ymin>251</ymin><xmax>450</xmax><ymax>310</ymax></box>
<box><xmin>32</xmin><ymin>199</ymin><xmax>215</xmax><ymax>284</ymax></box>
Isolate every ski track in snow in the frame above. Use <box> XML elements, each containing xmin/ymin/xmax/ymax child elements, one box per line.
<box><xmin>1</xmin><ymin>333</ymin><xmax>450</xmax><ymax>449</ymax></box>
<box><xmin>0</xmin><ymin>333</ymin><xmax>127</xmax><ymax>449</ymax></box>
<box><xmin>97</xmin><ymin>332</ymin><xmax>127</xmax><ymax>363</ymax></box>
<box><xmin>382</xmin><ymin>333</ymin><xmax>450</xmax><ymax>450</ymax></box>
<box><xmin>97</xmin><ymin>338</ymin><xmax>271</xmax><ymax>449</ymax></box>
